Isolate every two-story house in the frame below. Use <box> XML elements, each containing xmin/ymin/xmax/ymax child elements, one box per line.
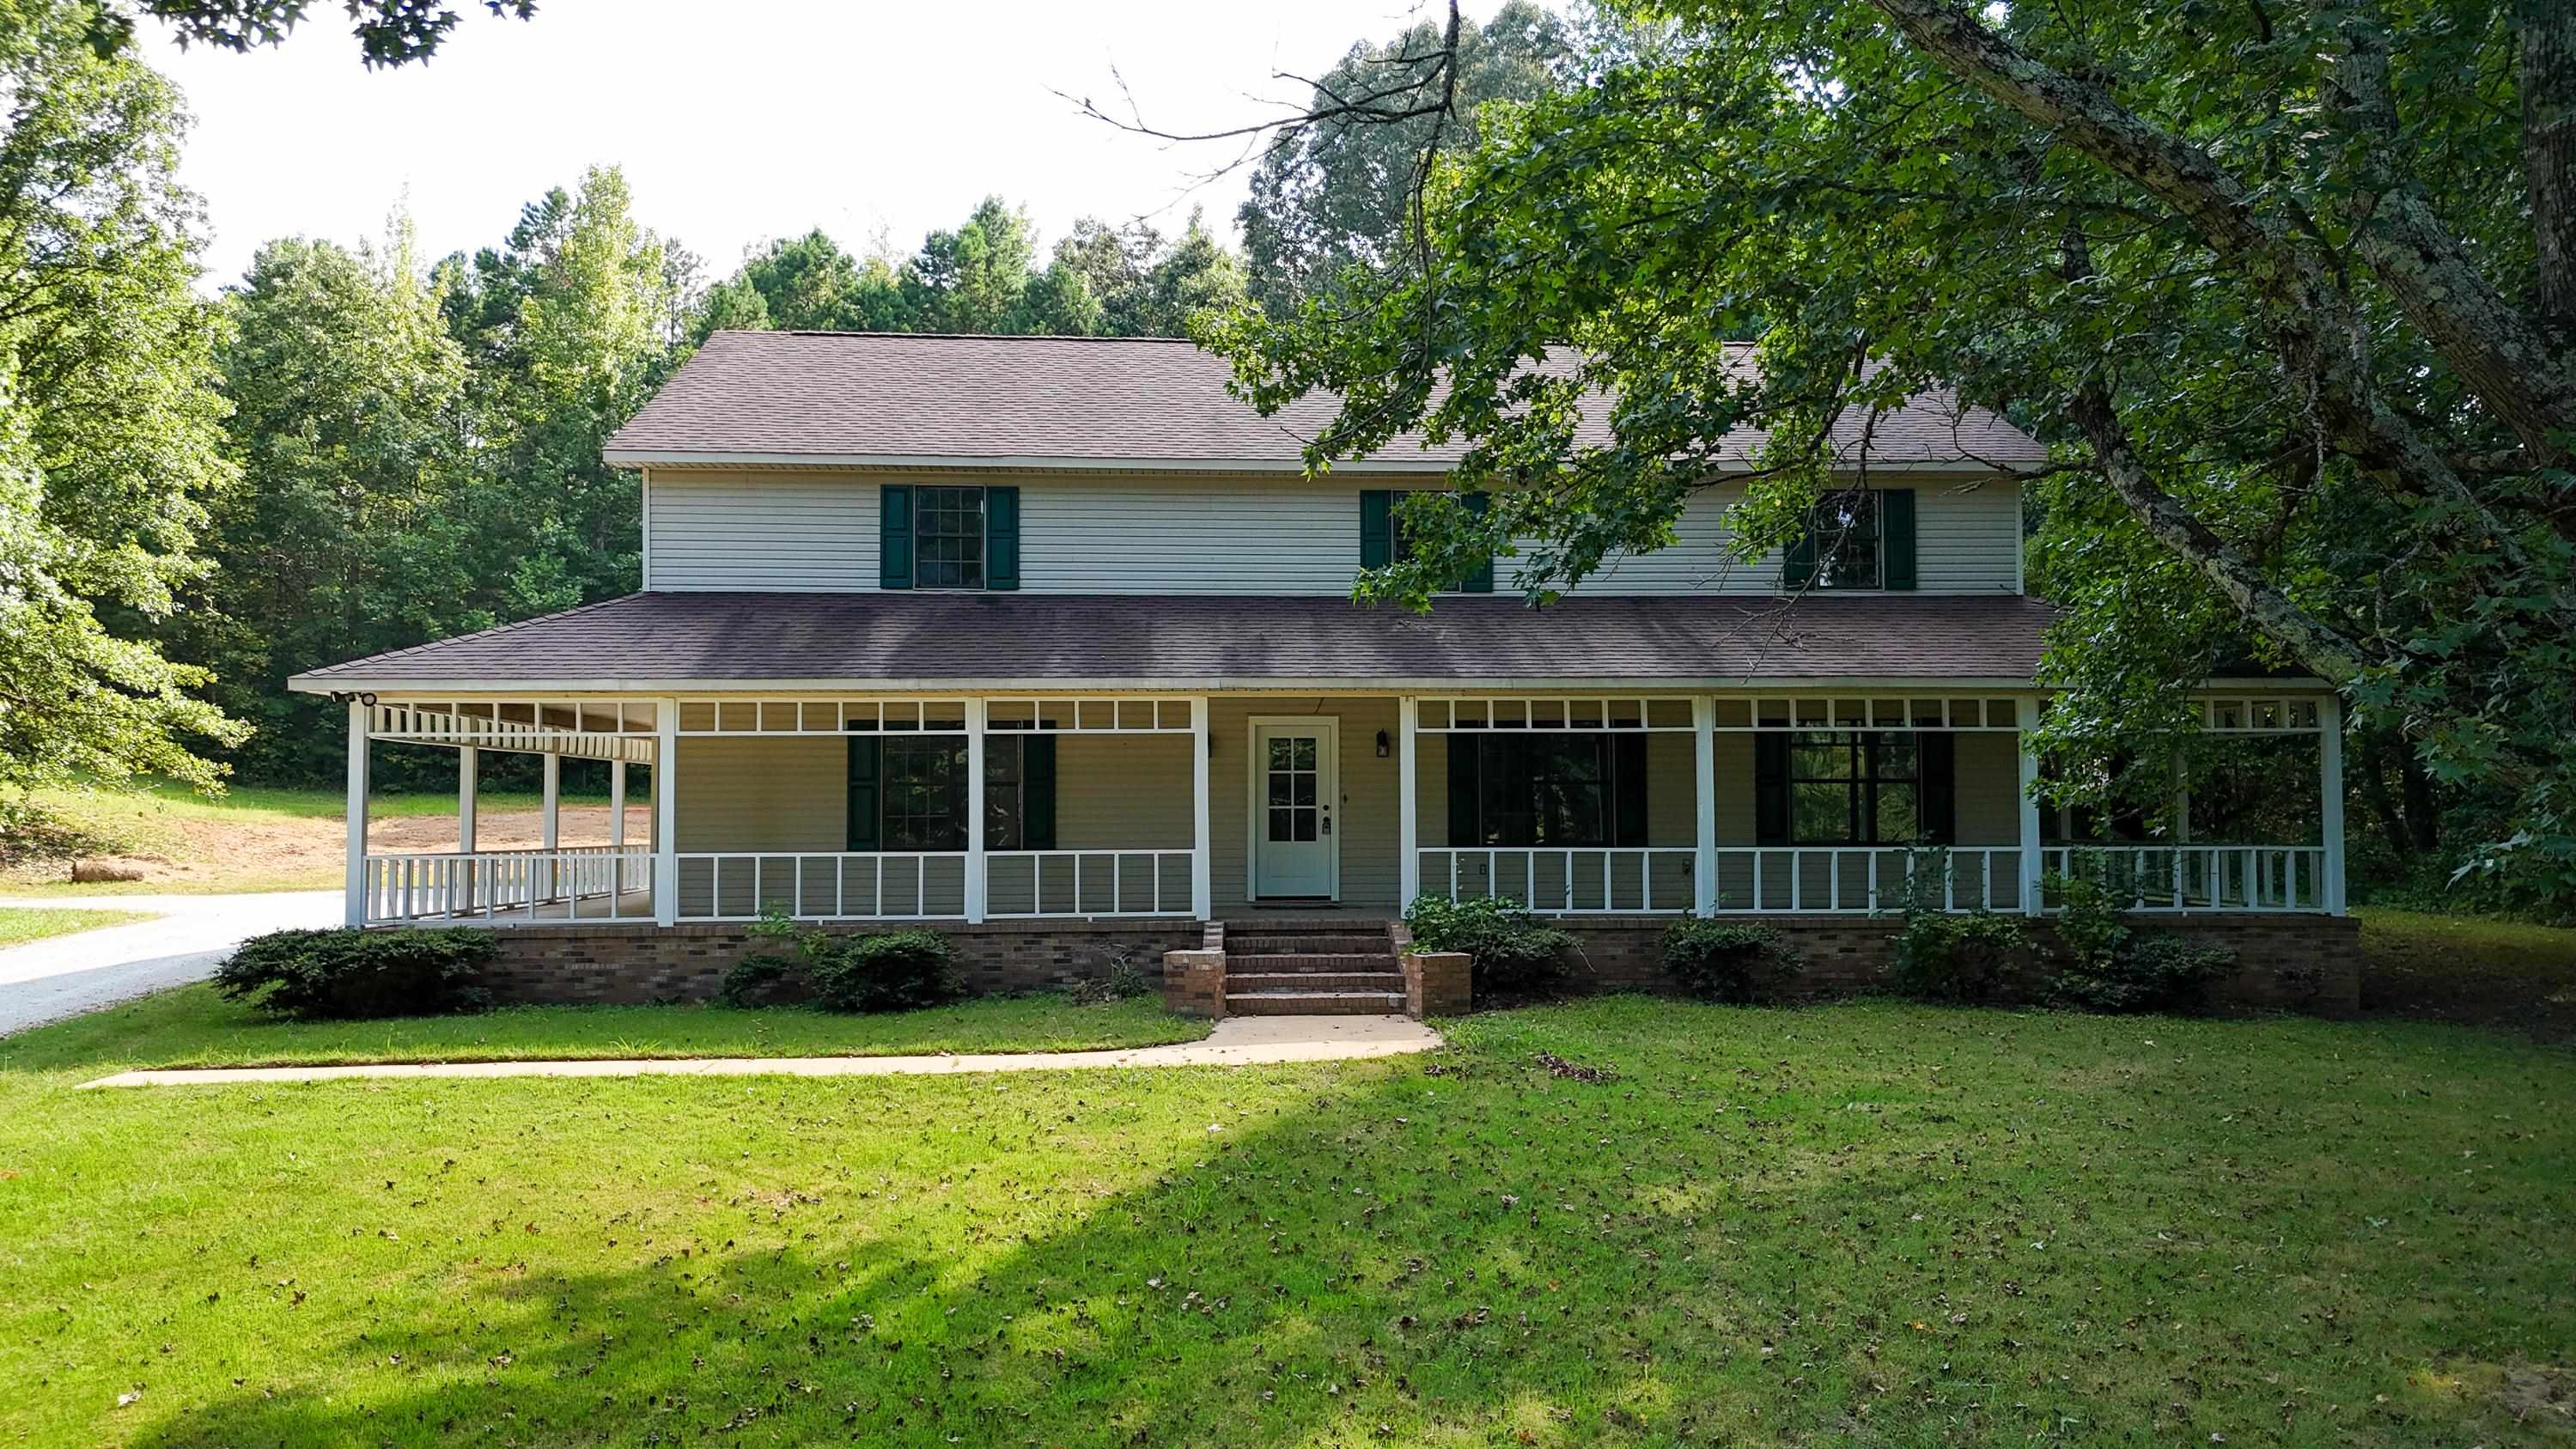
<box><xmin>292</xmin><ymin>332</ymin><xmax>2351</xmax><ymax>1012</ymax></box>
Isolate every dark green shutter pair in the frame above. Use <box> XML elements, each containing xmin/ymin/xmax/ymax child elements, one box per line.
<box><xmin>1781</xmin><ymin>488</ymin><xmax>1915</xmax><ymax>590</ymax></box>
<box><xmin>1360</xmin><ymin>490</ymin><xmax>1494</xmax><ymax>593</ymax></box>
<box><xmin>847</xmin><ymin>734</ymin><xmax>1055</xmax><ymax>849</ymax></box>
<box><xmin>1751</xmin><ymin>730</ymin><xmax>1954</xmax><ymax>846</ymax></box>
<box><xmin>879</xmin><ymin>484</ymin><xmax>1019</xmax><ymax>590</ymax></box>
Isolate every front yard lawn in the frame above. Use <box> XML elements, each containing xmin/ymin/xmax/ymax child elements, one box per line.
<box><xmin>4</xmin><ymin>995</ymin><xmax>2570</xmax><ymax>1446</ymax></box>
<box><xmin>0</xmin><ymin>906</ymin><xmax>155</xmax><ymax>947</ymax></box>
<box><xmin>1</xmin><ymin>984</ymin><xmax>1206</xmax><ymax>1070</ymax></box>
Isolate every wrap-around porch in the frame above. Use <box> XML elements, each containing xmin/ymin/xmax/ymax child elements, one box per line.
<box><xmin>338</xmin><ymin>688</ymin><xmax>2346</xmax><ymax>928</ymax></box>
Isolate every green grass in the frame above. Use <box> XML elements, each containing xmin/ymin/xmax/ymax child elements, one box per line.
<box><xmin>2358</xmin><ymin>905</ymin><xmax>2576</xmax><ymax>1038</ymax></box>
<box><xmin>3</xmin><ymin>985</ymin><xmax>1209</xmax><ymax>1070</ymax></box>
<box><xmin>3</xmin><ymin>997</ymin><xmax>2569</xmax><ymax>1446</ymax></box>
<box><xmin>0</xmin><ymin>906</ymin><xmax>155</xmax><ymax>947</ymax></box>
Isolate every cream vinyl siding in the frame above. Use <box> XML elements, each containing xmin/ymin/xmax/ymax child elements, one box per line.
<box><xmin>643</xmin><ymin>472</ymin><xmax>2023</xmax><ymax>595</ymax></box>
<box><xmin>647</xmin><ymin>472</ymin><xmax>879</xmax><ymax>591</ymax></box>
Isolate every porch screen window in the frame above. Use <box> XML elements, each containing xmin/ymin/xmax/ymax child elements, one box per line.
<box><xmin>1754</xmin><ymin>731</ymin><xmax>1955</xmax><ymax>845</ymax></box>
<box><xmin>1446</xmin><ymin>734</ymin><xmax>1648</xmax><ymax>848</ymax></box>
<box><xmin>846</xmin><ymin>733</ymin><xmax>1056</xmax><ymax>850</ymax></box>
<box><xmin>1782</xmin><ymin>488</ymin><xmax>1916</xmax><ymax>591</ymax></box>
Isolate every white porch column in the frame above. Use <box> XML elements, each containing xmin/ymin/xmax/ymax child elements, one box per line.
<box><xmin>2017</xmin><ymin>695</ymin><xmax>2044</xmax><ymax>915</ymax></box>
<box><xmin>344</xmin><ymin>700</ymin><xmax>368</xmax><ymax>927</ymax></box>
<box><xmin>654</xmin><ymin>700</ymin><xmax>678</xmax><ymax>926</ymax></box>
<box><xmin>540</xmin><ymin>752</ymin><xmax>560</xmax><ymax>902</ymax></box>
<box><xmin>609</xmin><ymin>758</ymin><xmax>628</xmax><ymax>898</ymax></box>
<box><xmin>2319</xmin><ymin>694</ymin><xmax>2347</xmax><ymax>915</ymax></box>
<box><xmin>1397</xmin><ymin>697</ymin><xmax>1421</xmax><ymax>911</ymax></box>
<box><xmin>1692</xmin><ymin>697</ymin><xmax>1718</xmax><ymax>916</ymax></box>
<box><xmin>965</xmin><ymin>697</ymin><xmax>988</xmax><ymax>923</ymax></box>
<box><xmin>457</xmin><ymin>744</ymin><xmax>478</xmax><ymax>912</ymax></box>
<box><xmin>1190</xmin><ymin>697</ymin><xmax>1213</xmax><ymax>918</ymax></box>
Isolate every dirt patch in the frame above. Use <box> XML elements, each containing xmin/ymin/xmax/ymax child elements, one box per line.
<box><xmin>15</xmin><ymin>806</ymin><xmax>652</xmax><ymax>893</ymax></box>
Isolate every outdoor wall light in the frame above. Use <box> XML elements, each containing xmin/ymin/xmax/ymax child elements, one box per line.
<box><xmin>1375</xmin><ymin>729</ymin><xmax>1392</xmax><ymax>758</ymax></box>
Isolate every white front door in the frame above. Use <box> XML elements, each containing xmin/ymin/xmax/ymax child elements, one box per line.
<box><xmin>1249</xmin><ymin>717</ymin><xmax>1338</xmax><ymax>899</ymax></box>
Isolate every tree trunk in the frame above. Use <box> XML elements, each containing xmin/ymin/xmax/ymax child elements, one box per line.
<box><xmin>2355</xmin><ymin>728</ymin><xmax>2415</xmax><ymax>858</ymax></box>
<box><xmin>2525</xmin><ymin>0</ymin><xmax>2576</xmax><ymax>344</ymax></box>
<box><xmin>2400</xmin><ymin>744</ymin><xmax>2441</xmax><ymax>852</ymax></box>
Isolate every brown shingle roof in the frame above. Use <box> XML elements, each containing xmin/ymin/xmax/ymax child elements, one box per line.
<box><xmin>602</xmin><ymin>332</ymin><xmax>2046</xmax><ymax>471</ymax></box>
<box><xmin>291</xmin><ymin>592</ymin><xmax>2054</xmax><ymax>690</ymax></box>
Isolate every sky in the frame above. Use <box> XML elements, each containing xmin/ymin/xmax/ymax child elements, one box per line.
<box><xmin>141</xmin><ymin>0</ymin><xmax>1500</xmax><ymax>293</ymax></box>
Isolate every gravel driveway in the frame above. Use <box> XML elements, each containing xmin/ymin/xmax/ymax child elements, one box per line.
<box><xmin>0</xmin><ymin>892</ymin><xmax>340</xmax><ymax>1037</ymax></box>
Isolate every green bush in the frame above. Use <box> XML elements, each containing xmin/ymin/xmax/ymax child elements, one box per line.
<box><xmin>1659</xmin><ymin>918</ymin><xmax>1798</xmax><ymax>1002</ymax></box>
<box><xmin>1879</xmin><ymin>850</ymin><xmax>2028</xmax><ymax>1002</ymax></box>
<box><xmin>215</xmin><ymin>928</ymin><xmax>496</xmax><ymax>1021</ymax></box>
<box><xmin>1885</xmin><ymin>909</ymin><xmax>2028</xmax><ymax>1002</ymax></box>
<box><xmin>733</xmin><ymin>911</ymin><xmax>968</xmax><ymax>1014</ymax></box>
<box><xmin>2045</xmin><ymin>874</ymin><xmax>2236</xmax><ymax>1014</ymax></box>
<box><xmin>1404</xmin><ymin>893</ymin><xmax>1574</xmax><ymax>993</ymax></box>
<box><xmin>714</xmin><ymin>952</ymin><xmax>801</xmax><ymax>1008</ymax></box>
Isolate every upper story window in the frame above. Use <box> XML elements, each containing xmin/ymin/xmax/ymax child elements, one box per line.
<box><xmin>880</xmin><ymin>484</ymin><xmax>1019</xmax><ymax>590</ymax></box>
<box><xmin>1359</xmin><ymin>489</ymin><xmax>1495</xmax><ymax>594</ymax></box>
<box><xmin>1806</xmin><ymin>492</ymin><xmax>1882</xmax><ymax>589</ymax></box>
<box><xmin>914</xmin><ymin>486</ymin><xmax>986</xmax><ymax>590</ymax></box>
<box><xmin>1784</xmin><ymin>487</ymin><xmax>1916</xmax><ymax>592</ymax></box>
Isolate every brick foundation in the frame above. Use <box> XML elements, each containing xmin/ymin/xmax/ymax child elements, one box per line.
<box><xmin>479</xmin><ymin>921</ymin><xmax>1203</xmax><ymax>1006</ymax></box>
<box><xmin>466</xmin><ymin>910</ymin><xmax>2356</xmax><ymax>1017</ymax></box>
<box><xmin>1558</xmin><ymin>912</ymin><xmax>2360</xmax><ymax>1015</ymax></box>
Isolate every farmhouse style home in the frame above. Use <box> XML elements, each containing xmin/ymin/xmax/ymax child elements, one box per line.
<box><xmin>294</xmin><ymin>332</ymin><xmax>2354</xmax><ymax>1013</ymax></box>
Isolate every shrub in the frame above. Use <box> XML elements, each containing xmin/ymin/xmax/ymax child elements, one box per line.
<box><xmin>714</xmin><ymin>952</ymin><xmax>801</xmax><ymax>1008</ymax></box>
<box><xmin>1879</xmin><ymin>850</ymin><xmax>2028</xmax><ymax>1002</ymax></box>
<box><xmin>1403</xmin><ymin>893</ymin><xmax>1574</xmax><ymax>993</ymax></box>
<box><xmin>1885</xmin><ymin>909</ymin><xmax>2028</xmax><ymax>1002</ymax></box>
<box><xmin>216</xmin><ymin>928</ymin><xmax>496</xmax><ymax>1021</ymax></box>
<box><xmin>734</xmin><ymin>911</ymin><xmax>969</xmax><ymax>1014</ymax></box>
<box><xmin>2044</xmin><ymin>874</ymin><xmax>2235</xmax><ymax>1014</ymax></box>
<box><xmin>1070</xmin><ymin>947</ymin><xmax>1155</xmax><ymax>1006</ymax></box>
<box><xmin>1659</xmin><ymin>918</ymin><xmax>1798</xmax><ymax>1002</ymax></box>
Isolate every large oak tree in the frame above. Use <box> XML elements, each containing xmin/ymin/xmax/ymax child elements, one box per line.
<box><xmin>1204</xmin><ymin>0</ymin><xmax>2576</xmax><ymax>905</ymax></box>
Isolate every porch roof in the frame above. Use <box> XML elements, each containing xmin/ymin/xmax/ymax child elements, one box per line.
<box><xmin>290</xmin><ymin>591</ymin><xmax>2058</xmax><ymax>692</ymax></box>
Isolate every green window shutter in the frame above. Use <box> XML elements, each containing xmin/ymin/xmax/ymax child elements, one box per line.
<box><xmin>984</xmin><ymin>485</ymin><xmax>1020</xmax><ymax>591</ymax></box>
<box><xmin>846</xmin><ymin>737</ymin><xmax>881</xmax><ymax>850</ymax></box>
<box><xmin>1919</xmin><ymin>730</ymin><xmax>1957</xmax><ymax>844</ymax></box>
<box><xmin>1754</xmin><ymin>733</ymin><xmax>1791</xmax><ymax>846</ymax></box>
<box><xmin>879</xmin><ymin>484</ymin><xmax>913</xmax><ymax>590</ymax></box>
<box><xmin>1881</xmin><ymin>489</ymin><xmax>1917</xmax><ymax>590</ymax></box>
<box><xmin>1446</xmin><ymin>737</ymin><xmax>1481</xmax><ymax>846</ymax></box>
<box><xmin>1022</xmin><ymin>734</ymin><xmax>1056</xmax><ymax>849</ymax></box>
<box><xmin>1781</xmin><ymin>524</ymin><xmax>1816</xmax><ymax>592</ymax></box>
<box><xmin>1611</xmin><ymin>734</ymin><xmax>1648</xmax><ymax>847</ymax></box>
<box><xmin>1461</xmin><ymin>491</ymin><xmax>1495</xmax><ymax>593</ymax></box>
<box><xmin>1360</xmin><ymin>490</ymin><xmax>1394</xmax><ymax>570</ymax></box>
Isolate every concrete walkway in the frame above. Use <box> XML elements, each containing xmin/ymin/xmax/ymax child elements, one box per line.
<box><xmin>81</xmin><ymin>1013</ymin><xmax>1444</xmax><ymax>1088</ymax></box>
<box><xmin>0</xmin><ymin>891</ymin><xmax>341</xmax><ymax>1037</ymax></box>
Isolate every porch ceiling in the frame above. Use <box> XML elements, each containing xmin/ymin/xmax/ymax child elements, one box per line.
<box><xmin>290</xmin><ymin>591</ymin><xmax>2063</xmax><ymax>693</ymax></box>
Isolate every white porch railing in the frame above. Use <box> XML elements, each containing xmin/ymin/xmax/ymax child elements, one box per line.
<box><xmin>2047</xmin><ymin>845</ymin><xmax>2327</xmax><ymax>913</ymax></box>
<box><xmin>986</xmin><ymin>849</ymin><xmax>1197</xmax><ymax>918</ymax></box>
<box><xmin>362</xmin><ymin>846</ymin><xmax>652</xmax><ymax>924</ymax></box>
<box><xmin>1417</xmin><ymin>848</ymin><xmax>1700</xmax><ymax>914</ymax></box>
<box><xmin>673</xmin><ymin>852</ymin><xmax>969</xmax><ymax>922</ymax></box>
<box><xmin>1703</xmin><ymin>846</ymin><xmax>2025</xmax><ymax>914</ymax></box>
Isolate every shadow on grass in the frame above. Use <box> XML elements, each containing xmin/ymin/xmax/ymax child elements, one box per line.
<box><xmin>88</xmin><ymin>1000</ymin><xmax>2576</xmax><ymax>1446</ymax></box>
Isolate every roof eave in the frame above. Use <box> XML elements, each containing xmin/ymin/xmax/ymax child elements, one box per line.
<box><xmin>599</xmin><ymin>448</ymin><xmax>2033</xmax><ymax>475</ymax></box>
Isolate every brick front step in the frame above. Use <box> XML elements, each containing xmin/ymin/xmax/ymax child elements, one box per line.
<box><xmin>1227</xmin><ymin>971</ymin><xmax>1404</xmax><ymax>992</ymax></box>
<box><xmin>1225</xmin><ymin>989</ymin><xmax>1408</xmax><ymax>1015</ymax></box>
<box><xmin>1227</xmin><ymin>952</ymin><xmax>1398</xmax><ymax>973</ymax></box>
<box><xmin>1226</xmin><ymin>934</ymin><xmax>1392</xmax><ymax>956</ymax></box>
